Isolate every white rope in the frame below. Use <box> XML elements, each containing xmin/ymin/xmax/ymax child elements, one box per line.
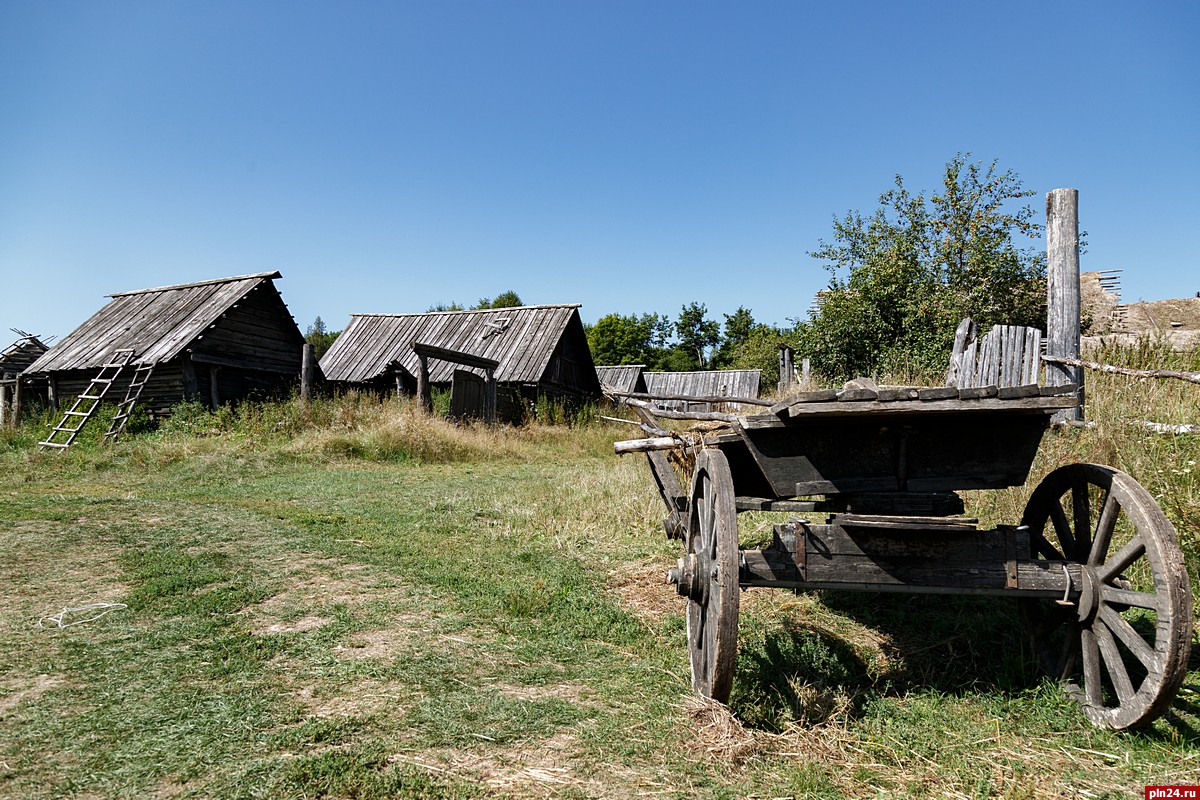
<box><xmin>37</xmin><ymin>603</ymin><xmax>128</xmax><ymax>629</ymax></box>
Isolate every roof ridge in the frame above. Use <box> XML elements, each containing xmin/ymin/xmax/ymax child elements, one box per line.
<box><xmin>349</xmin><ymin>304</ymin><xmax>581</xmax><ymax>318</ymax></box>
<box><xmin>106</xmin><ymin>271</ymin><xmax>282</xmax><ymax>297</ymax></box>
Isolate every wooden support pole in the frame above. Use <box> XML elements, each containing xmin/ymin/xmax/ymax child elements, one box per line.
<box><xmin>300</xmin><ymin>343</ymin><xmax>314</xmax><ymax>404</ymax></box>
<box><xmin>801</xmin><ymin>357</ymin><xmax>811</xmax><ymax>390</ymax></box>
<box><xmin>484</xmin><ymin>368</ymin><xmax>497</xmax><ymax>424</ymax></box>
<box><xmin>417</xmin><ymin>353</ymin><xmax>432</xmax><ymax>413</ymax></box>
<box><xmin>0</xmin><ymin>382</ymin><xmax>8</xmax><ymax>428</ymax></box>
<box><xmin>1046</xmin><ymin>188</ymin><xmax>1083</xmax><ymax>422</ymax></box>
<box><xmin>48</xmin><ymin>376</ymin><xmax>58</xmax><ymax>414</ymax></box>
<box><xmin>12</xmin><ymin>377</ymin><xmax>21</xmax><ymax>427</ymax></box>
<box><xmin>778</xmin><ymin>346</ymin><xmax>794</xmax><ymax>394</ymax></box>
<box><xmin>209</xmin><ymin>366</ymin><xmax>221</xmax><ymax>409</ymax></box>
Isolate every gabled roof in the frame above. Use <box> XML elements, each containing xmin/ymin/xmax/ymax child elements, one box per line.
<box><xmin>596</xmin><ymin>364</ymin><xmax>646</xmax><ymax>394</ymax></box>
<box><xmin>27</xmin><ymin>272</ymin><xmax>286</xmax><ymax>372</ymax></box>
<box><xmin>0</xmin><ymin>332</ymin><xmax>51</xmax><ymax>376</ymax></box>
<box><xmin>320</xmin><ymin>305</ymin><xmax>585</xmax><ymax>385</ymax></box>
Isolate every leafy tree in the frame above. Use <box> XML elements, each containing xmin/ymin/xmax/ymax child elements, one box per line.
<box><xmin>426</xmin><ymin>301</ymin><xmax>465</xmax><ymax>312</ymax></box>
<box><xmin>713</xmin><ymin>306</ymin><xmax>756</xmax><ymax>368</ymax></box>
<box><xmin>304</xmin><ymin>316</ymin><xmax>339</xmax><ymax>361</ymax></box>
<box><xmin>586</xmin><ymin>312</ymin><xmax>671</xmax><ymax>366</ymax></box>
<box><xmin>474</xmin><ymin>291</ymin><xmax>523</xmax><ymax>309</ymax></box>
<box><xmin>674</xmin><ymin>302</ymin><xmax>720</xmax><ymax>370</ymax></box>
<box><xmin>800</xmin><ymin>154</ymin><xmax>1048</xmax><ymax>381</ymax></box>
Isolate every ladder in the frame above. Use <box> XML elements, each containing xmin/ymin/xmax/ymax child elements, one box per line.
<box><xmin>39</xmin><ymin>349</ymin><xmax>136</xmax><ymax>450</ymax></box>
<box><xmin>104</xmin><ymin>361</ymin><xmax>154</xmax><ymax>443</ymax></box>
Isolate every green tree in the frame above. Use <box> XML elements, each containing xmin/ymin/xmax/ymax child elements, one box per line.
<box><xmin>474</xmin><ymin>291</ymin><xmax>523</xmax><ymax>309</ymax></box>
<box><xmin>801</xmin><ymin>154</ymin><xmax>1047</xmax><ymax>381</ymax></box>
<box><xmin>304</xmin><ymin>316</ymin><xmax>339</xmax><ymax>361</ymax></box>
<box><xmin>673</xmin><ymin>302</ymin><xmax>720</xmax><ymax>370</ymax></box>
<box><xmin>426</xmin><ymin>301</ymin><xmax>465</xmax><ymax>312</ymax></box>
<box><xmin>586</xmin><ymin>312</ymin><xmax>671</xmax><ymax>366</ymax></box>
<box><xmin>713</xmin><ymin>306</ymin><xmax>756</xmax><ymax>368</ymax></box>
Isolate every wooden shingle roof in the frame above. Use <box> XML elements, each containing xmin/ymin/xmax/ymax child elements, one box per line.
<box><xmin>320</xmin><ymin>305</ymin><xmax>584</xmax><ymax>385</ymax></box>
<box><xmin>643</xmin><ymin>369</ymin><xmax>761</xmax><ymax>410</ymax></box>
<box><xmin>27</xmin><ymin>273</ymin><xmax>287</xmax><ymax>372</ymax></box>
<box><xmin>595</xmin><ymin>364</ymin><xmax>646</xmax><ymax>394</ymax></box>
<box><xmin>0</xmin><ymin>333</ymin><xmax>50</xmax><ymax>376</ymax></box>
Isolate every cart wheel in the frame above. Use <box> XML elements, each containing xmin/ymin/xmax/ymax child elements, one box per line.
<box><xmin>667</xmin><ymin>449</ymin><xmax>740</xmax><ymax>702</ymax></box>
<box><xmin>1020</xmin><ymin>463</ymin><xmax>1192</xmax><ymax>729</ymax></box>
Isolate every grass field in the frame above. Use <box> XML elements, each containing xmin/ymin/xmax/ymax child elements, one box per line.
<box><xmin>1</xmin><ymin>366</ymin><xmax>1198</xmax><ymax>799</ymax></box>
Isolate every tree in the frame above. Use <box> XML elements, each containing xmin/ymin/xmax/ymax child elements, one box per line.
<box><xmin>426</xmin><ymin>301</ymin><xmax>465</xmax><ymax>312</ymax></box>
<box><xmin>713</xmin><ymin>306</ymin><xmax>756</xmax><ymax>368</ymax></box>
<box><xmin>474</xmin><ymin>291</ymin><xmax>523</xmax><ymax>309</ymax></box>
<box><xmin>673</xmin><ymin>302</ymin><xmax>720</xmax><ymax>370</ymax></box>
<box><xmin>801</xmin><ymin>154</ymin><xmax>1048</xmax><ymax>381</ymax></box>
<box><xmin>586</xmin><ymin>312</ymin><xmax>671</xmax><ymax>366</ymax></box>
<box><xmin>304</xmin><ymin>316</ymin><xmax>339</xmax><ymax>361</ymax></box>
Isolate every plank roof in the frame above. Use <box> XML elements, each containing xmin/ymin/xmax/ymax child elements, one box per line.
<box><xmin>27</xmin><ymin>273</ymin><xmax>287</xmax><ymax>372</ymax></box>
<box><xmin>320</xmin><ymin>305</ymin><xmax>584</xmax><ymax>385</ymax></box>
<box><xmin>0</xmin><ymin>333</ymin><xmax>50</xmax><ymax>376</ymax></box>
<box><xmin>643</xmin><ymin>369</ymin><xmax>761</xmax><ymax>410</ymax></box>
<box><xmin>595</xmin><ymin>364</ymin><xmax>646</xmax><ymax>394</ymax></box>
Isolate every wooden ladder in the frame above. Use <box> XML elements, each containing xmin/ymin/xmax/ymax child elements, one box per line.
<box><xmin>39</xmin><ymin>349</ymin><xmax>136</xmax><ymax>450</ymax></box>
<box><xmin>104</xmin><ymin>361</ymin><xmax>154</xmax><ymax>443</ymax></box>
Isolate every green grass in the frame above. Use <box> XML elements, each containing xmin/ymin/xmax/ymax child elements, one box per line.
<box><xmin>0</xmin><ymin>375</ymin><xmax>1197</xmax><ymax>798</ymax></box>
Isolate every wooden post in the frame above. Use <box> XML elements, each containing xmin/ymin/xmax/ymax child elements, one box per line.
<box><xmin>417</xmin><ymin>353</ymin><xmax>432</xmax><ymax>413</ymax></box>
<box><xmin>12</xmin><ymin>377</ymin><xmax>21</xmax><ymax>427</ymax></box>
<box><xmin>300</xmin><ymin>343</ymin><xmax>314</xmax><ymax>404</ymax></box>
<box><xmin>484</xmin><ymin>368</ymin><xmax>497</xmax><ymax>424</ymax></box>
<box><xmin>801</xmin><ymin>357</ymin><xmax>811</xmax><ymax>390</ymax></box>
<box><xmin>1046</xmin><ymin>188</ymin><xmax>1083</xmax><ymax>422</ymax></box>
<box><xmin>0</xmin><ymin>382</ymin><xmax>8</xmax><ymax>428</ymax></box>
<box><xmin>777</xmin><ymin>346</ymin><xmax>794</xmax><ymax>394</ymax></box>
<box><xmin>209</xmin><ymin>366</ymin><xmax>221</xmax><ymax>409</ymax></box>
<box><xmin>182</xmin><ymin>355</ymin><xmax>198</xmax><ymax>401</ymax></box>
<box><xmin>47</xmin><ymin>376</ymin><xmax>58</xmax><ymax>414</ymax></box>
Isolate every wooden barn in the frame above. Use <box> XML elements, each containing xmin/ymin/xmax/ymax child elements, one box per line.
<box><xmin>26</xmin><ymin>272</ymin><xmax>306</xmax><ymax>417</ymax></box>
<box><xmin>319</xmin><ymin>305</ymin><xmax>600</xmax><ymax>420</ymax></box>
<box><xmin>643</xmin><ymin>369</ymin><xmax>761</xmax><ymax>411</ymax></box>
<box><xmin>595</xmin><ymin>364</ymin><xmax>647</xmax><ymax>395</ymax></box>
<box><xmin>0</xmin><ymin>332</ymin><xmax>51</xmax><ymax>426</ymax></box>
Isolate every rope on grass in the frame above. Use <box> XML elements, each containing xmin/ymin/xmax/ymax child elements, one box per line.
<box><xmin>37</xmin><ymin>603</ymin><xmax>128</xmax><ymax>629</ymax></box>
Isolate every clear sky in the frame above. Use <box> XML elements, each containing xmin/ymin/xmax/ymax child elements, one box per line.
<box><xmin>2</xmin><ymin>1</ymin><xmax>1197</xmax><ymax>343</ymax></box>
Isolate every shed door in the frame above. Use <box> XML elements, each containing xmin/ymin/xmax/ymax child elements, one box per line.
<box><xmin>450</xmin><ymin>369</ymin><xmax>485</xmax><ymax>419</ymax></box>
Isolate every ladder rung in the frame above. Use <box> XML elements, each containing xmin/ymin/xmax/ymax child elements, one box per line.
<box><xmin>78</xmin><ymin>395</ymin><xmax>101</xmax><ymax>400</ymax></box>
<box><xmin>64</xmin><ymin>411</ymin><xmax>90</xmax><ymax>417</ymax></box>
<box><xmin>38</xmin><ymin>441</ymin><xmax>70</xmax><ymax>448</ymax></box>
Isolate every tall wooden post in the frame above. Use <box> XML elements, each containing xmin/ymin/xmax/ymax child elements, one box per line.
<box><xmin>300</xmin><ymin>343</ymin><xmax>314</xmax><ymax>404</ymax></box>
<box><xmin>12</xmin><ymin>377</ymin><xmax>21</xmax><ymax>427</ymax></box>
<box><xmin>1046</xmin><ymin>188</ymin><xmax>1083</xmax><ymax>422</ymax></box>
<box><xmin>484</xmin><ymin>368</ymin><xmax>497</xmax><ymax>424</ymax></box>
<box><xmin>0</xmin><ymin>383</ymin><xmax>8</xmax><ymax>428</ymax></box>
<box><xmin>209</xmin><ymin>366</ymin><xmax>221</xmax><ymax>409</ymax></box>
<box><xmin>777</xmin><ymin>346</ymin><xmax>794</xmax><ymax>394</ymax></box>
<box><xmin>417</xmin><ymin>353</ymin><xmax>432</xmax><ymax>413</ymax></box>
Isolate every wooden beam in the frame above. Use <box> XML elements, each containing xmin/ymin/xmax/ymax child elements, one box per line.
<box><xmin>1046</xmin><ymin>188</ymin><xmax>1083</xmax><ymax>422</ymax></box>
<box><xmin>300</xmin><ymin>343</ymin><xmax>314</xmax><ymax>403</ymax></box>
<box><xmin>187</xmin><ymin>351</ymin><xmax>300</xmax><ymax>374</ymax></box>
<box><xmin>410</xmin><ymin>342</ymin><xmax>499</xmax><ymax>371</ymax></box>
<box><xmin>608</xmin><ymin>389</ymin><xmax>772</xmax><ymax>407</ymax></box>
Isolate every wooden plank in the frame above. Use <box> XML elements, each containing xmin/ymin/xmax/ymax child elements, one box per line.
<box><xmin>997</xmin><ymin>384</ymin><xmax>1041</xmax><ymax>399</ymax></box>
<box><xmin>918</xmin><ymin>387</ymin><xmax>960</xmax><ymax>401</ymax></box>
<box><xmin>958</xmin><ymin>385</ymin><xmax>998</xmax><ymax>400</ymax></box>
<box><xmin>877</xmin><ymin>387</ymin><xmax>919</xmax><ymax>402</ymax></box>
<box><xmin>780</xmin><ymin>394</ymin><xmax>1075</xmax><ymax>419</ymax></box>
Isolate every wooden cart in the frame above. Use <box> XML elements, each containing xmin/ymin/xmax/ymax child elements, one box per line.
<box><xmin>623</xmin><ymin>377</ymin><xmax>1192</xmax><ymax>731</ymax></box>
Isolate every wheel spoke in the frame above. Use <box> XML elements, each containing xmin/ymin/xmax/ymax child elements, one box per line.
<box><xmin>1088</xmin><ymin>488</ymin><xmax>1119</xmax><ymax>567</ymax></box>
<box><xmin>1098</xmin><ymin>536</ymin><xmax>1146</xmax><ymax>583</ymax></box>
<box><xmin>1094</xmin><ymin>620</ymin><xmax>1136</xmax><ymax>704</ymax></box>
<box><xmin>1032</xmin><ymin>530</ymin><xmax>1066</xmax><ymax>562</ymax></box>
<box><xmin>1071</xmin><ymin>478</ymin><xmax>1091</xmax><ymax>559</ymax></box>
<box><xmin>1081</xmin><ymin>628</ymin><xmax>1102</xmax><ymax>706</ymax></box>
<box><xmin>1099</xmin><ymin>605</ymin><xmax>1159</xmax><ymax>672</ymax></box>
<box><xmin>1048</xmin><ymin>501</ymin><xmax>1076</xmax><ymax>558</ymax></box>
<box><xmin>1101</xmin><ymin>586</ymin><xmax>1162</xmax><ymax>612</ymax></box>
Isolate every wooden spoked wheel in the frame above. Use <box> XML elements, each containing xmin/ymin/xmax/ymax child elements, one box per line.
<box><xmin>1020</xmin><ymin>463</ymin><xmax>1192</xmax><ymax>729</ymax></box>
<box><xmin>668</xmin><ymin>449</ymin><xmax>740</xmax><ymax>703</ymax></box>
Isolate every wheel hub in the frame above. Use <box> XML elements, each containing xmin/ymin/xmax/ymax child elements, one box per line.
<box><xmin>668</xmin><ymin>552</ymin><xmax>710</xmax><ymax>603</ymax></box>
<box><xmin>1076</xmin><ymin>566</ymin><xmax>1099</xmax><ymax>623</ymax></box>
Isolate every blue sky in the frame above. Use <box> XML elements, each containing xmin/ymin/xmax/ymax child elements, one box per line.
<box><xmin>2</xmin><ymin>1</ymin><xmax>1197</xmax><ymax>343</ymax></box>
